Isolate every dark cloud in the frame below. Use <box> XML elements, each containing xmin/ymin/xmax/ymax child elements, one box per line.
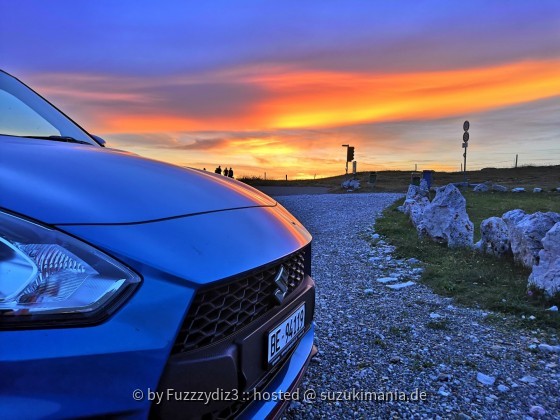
<box><xmin>172</xmin><ymin>138</ymin><xmax>230</xmax><ymax>150</ymax></box>
<box><xmin>106</xmin><ymin>132</ymin><xmax>231</xmax><ymax>151</ymax></box>
<box><xmin>32</xmin><ymin>74</ymin><xmax>267</xmax><ymax>121</ymax></box>
<box><xmin>133</xmin><ymin>82</ymin><xmax>266</xmax><ymax>118</ymax></box>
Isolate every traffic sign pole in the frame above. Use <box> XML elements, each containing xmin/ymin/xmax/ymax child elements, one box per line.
<box><xmin>342</xmin><ymin>144</ymin><xmax>349</xmax><ymax>176</ymax></box>
<box><xmin>462</xmin><ymin>121</ymin><xmax>470</xmax><ymax>184</ymax></box>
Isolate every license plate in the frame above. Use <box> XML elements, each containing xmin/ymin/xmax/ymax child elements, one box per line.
<box><xmin>267</xmin><ymin>303</ymin><xmax>306</xmax><ymax>364</ymax></box>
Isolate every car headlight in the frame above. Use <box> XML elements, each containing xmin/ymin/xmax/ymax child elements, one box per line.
<box><xmin>0</xmin><ymin>211</ymin><xmax>141</xmax><ymax>328</ymax></box>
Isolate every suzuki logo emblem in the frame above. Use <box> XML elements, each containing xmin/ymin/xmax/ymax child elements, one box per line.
<box><xmin>273</xmin><ymin>265</ymin><xmax>289</xmax><ymax>305</ymax></box>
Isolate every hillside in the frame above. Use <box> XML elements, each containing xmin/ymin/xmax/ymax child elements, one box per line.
<box><xmin>240</xmin><ymin>165</ymin><xmax>560</xmax><ymax>193</ymax></box>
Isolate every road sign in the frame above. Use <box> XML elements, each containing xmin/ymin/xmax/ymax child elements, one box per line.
<box><xmin>462</xmin><ymin>121</ymin><xmax>470</xmax><ymax>180</ymax></box>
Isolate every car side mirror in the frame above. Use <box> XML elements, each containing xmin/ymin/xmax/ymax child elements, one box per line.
<box><xmin>90</xmin><ymin>134</ymin><xmax>106</xmax><ymax>147</ymax></box>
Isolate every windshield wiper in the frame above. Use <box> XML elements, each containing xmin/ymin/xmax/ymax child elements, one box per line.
<box><xmin>21</xmin><ymin>135</ymin><xmax>93</xmax><ymax>145</ymax></box>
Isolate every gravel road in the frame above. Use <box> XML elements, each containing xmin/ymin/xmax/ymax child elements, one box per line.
<box><xmin>275</xmin><ymin>193</ymin><xmax>559</xmax><ymax>419</ymax></box>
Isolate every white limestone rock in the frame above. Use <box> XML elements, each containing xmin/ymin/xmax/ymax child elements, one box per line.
<box><xmin>386</xmin><ymin>281</ymin><xmax>415</xmax><ymax>290</ymax></box>
<box><xmin>416</xmin><ymin>184</ymin><xmax>474</xmax><ymax>248</ymax></box>
<box><xmin>473</xmin><ymin>183</ymin><xmax>489</xmax><ymax>192</ymax></box>
<box><xmin>528</xmin><ymin>222</ymin><xmax>560</xmax><ymax>297</ymax></box>
<box><xmin>402</xmin><ymin>184</ymin><xmax>430</xmax><ymax>227</ymax></box>
<box><xmin>342</xmin><ymin>179</ymin><xmax>360</xmax><ymax>189</ymax></box>
<box><xmin>492</xmin><ymin>184</ymin><xmax>508</xmax><ymax>192</ymax></box>
<box><xmin>476</xmin><ymin>372</ymin><xmax>496</xmax><ymax>386</ymax></box>
<box><xmin>505</xmin><ymin>211</ymin><xmax>560</xmax><ymax>268</ymax></box>
<box><xmin>476</xmin><ymin>217</ymin><xmax>511</xmax><ymax>258</ymax></box>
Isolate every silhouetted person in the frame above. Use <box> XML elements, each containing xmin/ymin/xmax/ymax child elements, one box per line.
<box><xmin>215</xmin><ymin>165</ymin><xmax>222</xmax><ymax>175</ymax></box>
<box><xmin>228</xmin><ymin>168</ymin><xmax>234</xmax><ymax>178</ymax></box>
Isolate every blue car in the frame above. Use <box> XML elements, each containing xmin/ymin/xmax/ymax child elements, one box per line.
<box><xmin>0</xmin><ymin>70</ymin><xmax>316</xmax><ymax>419</ymax></box>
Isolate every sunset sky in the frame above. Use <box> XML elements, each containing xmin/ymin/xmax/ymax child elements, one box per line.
<box><xmin>1</xmin><ymin>1</ymin><xmax>559</xmax><ymax>179</ymax></box>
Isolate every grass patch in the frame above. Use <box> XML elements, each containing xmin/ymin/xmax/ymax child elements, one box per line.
<box><xmin>388</xmin><ymin>325</ymin><xmax>412</xmax><ymax>337</ymax></box>
<box><xmin>370</xmin><ymin>337</ymin><xmax>387</xmax><ymax>349</ymax></box>
<box><xmin>462</xmin><ymin>191</ymin><xmax>560</xmax><ymax>241</ymax></box>
<box><xmin>375</xmin><ymin>192</ymin><xmax>560</xmax><ymax>330</ymax></box>
<box><xmin>411</xmin><ymin>357</ymin><xmax>435</xmax><ymax>372</ymax></box>
<box><xmin>426</xmin><ymin>319</ymin><xmax>450</xmax><ymax>330</ymax></box>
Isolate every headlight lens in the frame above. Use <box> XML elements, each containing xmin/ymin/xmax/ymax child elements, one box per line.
<box><xmin>0</xmin><ymin>211</ymin><xmax>140</xmax><ymax>327</ymax></box>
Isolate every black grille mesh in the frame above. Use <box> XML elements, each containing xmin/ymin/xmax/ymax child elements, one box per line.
<box><xmin>173</xmin><ymin>250</ymin><xmax>306</xmax><ymax>354</ymax></box>
<box><xmin>203</xmin><ymin>356</ymin><xmax>288</xmax><ymax>420</ymax></box>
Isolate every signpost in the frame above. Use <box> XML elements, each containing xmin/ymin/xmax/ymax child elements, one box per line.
<box><xmin>462</xmin><ymin>121</ymin><xmax>470</xmax><ymax>183</ymax></box>
<box><xmin>342</xmin><ymin>144</ymin><xmax>349</xmax><ymax>175</ymax></box>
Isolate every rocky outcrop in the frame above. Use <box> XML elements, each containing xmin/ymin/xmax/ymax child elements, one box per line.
<box><xmin>529</xmin><ymin>222</ymin><xmax>560</xmax><ymax>297</ymax></box>
<box><xmin>417</xmin><ymin>184</ymin><xmax>474</xmax><ymax>248</ymax></box>
<box><xmin>409</xmin><ymin>198</ymin><xmax>430</xmax><ymax>227</ymax></box>
<box><xmin>405</xmin><ymin>184</ymin><xmax>428</xmax><ymax>200</ymax></box>
<box><xmin>342</xmin><ymin>179</ymin><xmax>360</xmax><ymax>189</ymax></box>
<box><xmin>475</xmin><ymin>217</ymin><xmax>511</xmax><ymax>257</ymax></box>
<box><xmin>492</xmin><ymin>184</ymin><xmax>508</xmax><ymax>192</ymax></box>
<box><xmin>502</xmin><ymin>209</ymin><xmax>527</xmax><ymax>231</ymax></box>
<box><xmin>504</xmin><ymin>211</ymin><xmax>560</xmax><ymax>269</ymax></box>
<box><xmin>473</xmin><ymin>183</ymin><xmax>490</xmax><ymax>193</ymax></box>
<box><xmin>401</xmin><ymin>184</ymin><xmax>430</xmax><ymax>227</ymax></box>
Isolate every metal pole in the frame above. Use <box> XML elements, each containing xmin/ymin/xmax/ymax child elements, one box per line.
<box><xmin>342</xmin><ymin>144</ymin><xmax>349</xmax><ymax>176</ymax></box>
<box><xmin>462</xmin><ymin>120</ymin><xmax>470</xmax><ymax>185</ymax></box>
<box><xmin>515</xmin><ymin>154</ymin><xmax>518</xmax><ymax>168</ymax></box>
<box><xmin>463</xmin><ymin>149</ymin><xmax>467</xmax><ymax>184</ymax></box>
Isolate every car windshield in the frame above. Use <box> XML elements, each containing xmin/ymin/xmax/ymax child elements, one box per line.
<box><xmin>0</xmin><ymin>70</ymin><xmax>96</xmax><ymax>145</ymax></box>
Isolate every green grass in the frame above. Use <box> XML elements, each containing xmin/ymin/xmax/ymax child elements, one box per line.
<box><xmin>426</xmin><ymin>319</ymin><xmax>450</xmax><ymax>330</ymax></box>
<box><xmin>388</xmin><ymin>325</ymin><xmax>412</xmax><ymax>337</ymax></box>
<box><xmin>462</xmin><ymin>191</ymin><xmax>560</xmax><ymax>241</ymax></box>
<box><xmin>375</xmin><ymin>191</ymin><xmax>560</xmax><ymax>330</ymax></box>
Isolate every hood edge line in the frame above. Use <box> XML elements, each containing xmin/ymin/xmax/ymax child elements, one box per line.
<box><xmin>51</xmin><ymin>203</ymin><xmax>278</xmax><ymax>227</ymax></box>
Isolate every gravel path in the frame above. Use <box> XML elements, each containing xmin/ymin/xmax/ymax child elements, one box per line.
<box><xmin>275</xmin><ymin>193</ymin><xmax>560</xmax><ymax>419</ymax></box>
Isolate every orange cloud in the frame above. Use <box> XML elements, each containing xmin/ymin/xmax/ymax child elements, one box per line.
<box><xmin>96</xmin><ymin>59</ymin><xmax>560</xmax><ymax>134</ymax></box>
<box><xmin>256</xmin><ymin>59</ymin><xmax>560</xmax><ymax>128</ymax></box>
<box><xmin>31</xmin><ymin>60</ymin><xmax>560</xmax><ymax>179</ymax></box>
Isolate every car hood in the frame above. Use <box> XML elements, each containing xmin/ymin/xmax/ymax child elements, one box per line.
<box><xmin>0</xmin><ymin>137</ymin><xmax>276</xmax><ymax>224</ymax></box>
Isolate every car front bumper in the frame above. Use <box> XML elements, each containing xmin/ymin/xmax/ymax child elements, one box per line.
<box><xmin>153</xmin><ymin>274</ymin><xmax>316</xmax><ymax>419</ymax></box>
<box><xmin>0</xmin><ymin>266</ymin><xmax>316</xmax><ymax>420</ymax></box>
<box><xmin>0</xmin><ymin>206</ymin><xmax>316</xmax><ymax>419</ymax></box>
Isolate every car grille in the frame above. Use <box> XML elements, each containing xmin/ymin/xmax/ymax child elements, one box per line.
<box><xmin>172</xmin><ymin>249</ymin><xmax>307</xmax><ymax>354</ymax></box>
